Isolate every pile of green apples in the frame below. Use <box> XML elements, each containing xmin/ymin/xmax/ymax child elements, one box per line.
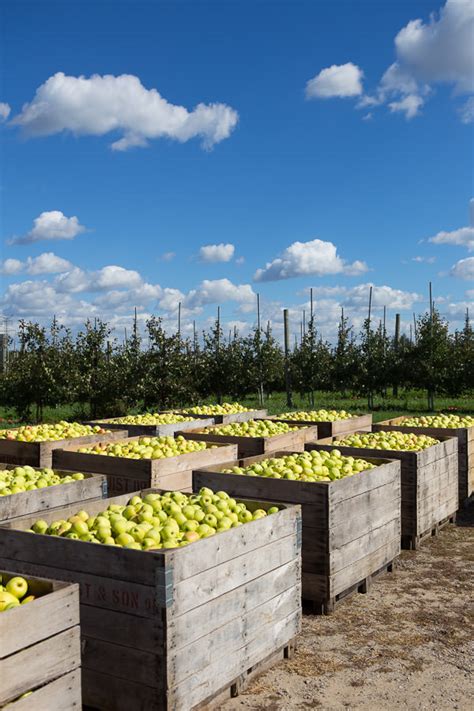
<box><xmin>401</xmin><ymin>413</ymin><xmax>474</xmax><ymax>429</ymax></box>
<box><xmin>277</xmin><ymin>409</ymin><xmax>355</xmax><ymax>422</ymax></box>
<box><xmin>222</xmin><ymin>449</ymin><xmax>375</xmax><ymax>482</ymax></box>
<box><xmin>0</xmin><ymin>575</ymin><xmax>36</xmax><ymax>611</ymax></box>
<box><xmin>205</xmin><ymin>419</ymin><xmax>299</xmax><ymax>438</ymax></box>
<box><xmin>179</xmin><ymin>403</ymin><xmax>250</xmax><ymax>415</ymax></box>
<box><xmin>29</xmin><ymin>489</ymin><xmax>278</xmax><ymax>549</ymax></box>
<box><xmin>0</xmin><ymin>421</ymin><xmax>110</xmax><ymax>442</ymax></box>
<box><xmin>78</xmin><ymin>435</ymin><xmax>214</xmax><ymax>459</ymax></box>
<box><xmin>334</xmin><ymin>431</ymin><xmax>439</xmax><ymax>451</ymax></box>
<box><xmin>106</xmin><ymin>413</ymin><xmax>195</xmax><ymax>425</ymax></box>
<box><xmin>0</xmin><ymin>466</ymin><xmax>85</xmax><ymax>496</ymax></box>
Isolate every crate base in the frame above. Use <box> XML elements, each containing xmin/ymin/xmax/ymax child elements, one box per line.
<box><xmin>83</xmin><ymin>639</ymin><xmax>296</xmax><ymax>711</ymax></box>
<box><xmin>303</xmin><ymin>560</ymin><xmax>396</xmax><ymax>615</ymax></box>
<box><xmin>401</xmin><ymin>512</ymin><xmax>457</xmax><ymax>551</ymax></box>
<box><xmin>196</xmin><ymin>638</ymin><xmax>297</xmax><ymax>710</ymax></box>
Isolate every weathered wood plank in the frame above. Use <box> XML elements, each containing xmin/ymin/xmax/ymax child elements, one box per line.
<box><xmin>0</xmin><ymin>469</ymin><xmax>106</xmax><ymax>523</ymax></box>
<box><xmin>0</xmin><ymin>581</ymin><xmax>79</xmax><ymax>658</ymax></box>
<box><xmin>172</xmin><ymin>533</ymin><xmax>299</xmax><ymax>616</ymax></box>
<box><xmin>4</xmin><ymin>670</ymin><xmax>82</xmax><ymax>711</ymax></box>
<box><xmin>169</xmin><ymin>585</ymin><xmax>300</xmax><ymax>687</ymax></box>
<box><xmin>84</xmin><ymin>417</ymin><xmax>214</xmax><ymax>437</ymax></box>
<box><xmin>0</xmin><ymin>626</ymin><xmax>81</xmax><ymax>706</ymax></box>
<box><xmin>0</xmin><ymin>430</ymin><xmax>127</xmax><ymax>467</ymax></box>
<box><xmin>80</xmin><ymin>604</ymin><xmax>164</xmax><ymax>652</ymax></box>
<box><xmin>82</xmin><ymin>670</ymin><xmax>161</xmax><ymax>711</ymax></box>
<box><xmin>168</xmin><ymin>612</ymin><xmax>300</xmax><ymax>709</ymax></box>
<box><xmin>0</xmin><ymin>556</ymin><xmax>164</xmax><ymax>617</ymax></box>
<box><xmin>168</xmin><ymin>558</ymin><xmax>300</xmax><ymax>651</ymax></box>
<box><xmin>329</xmin><ymin>517</ymin><xmax>400</xmax><ymax>574</ymax></box>
<box><xmin>330</xmin><ymin>537</ymin><xmax>399</xmax><ymax>598</ymax></box>
<box><xmin>180</xmin><ymin>424</ymin><xmax>318</xmax><ymax>459</ymax></box>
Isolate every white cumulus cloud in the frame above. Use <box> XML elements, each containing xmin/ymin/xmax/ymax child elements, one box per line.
<box><xmin>332</xmin><ymin>1</ymin><xmax>474</xmax><ymax>121</ymax></box>
<box><xmin>429</xmin><ymin>225</ymin><xmax>474</xmax><ymax>251</ymax></box>
<box><xmin>1</xmin><ymin>252</ymin><xmax>73</xmax><ymax>276</ymax></box>
<box><xmin>198</xmin><ymin>243</ymin><xmax>235</xmax><ymax>262</ymax></box>
<box><xmin>451</xmin><ymin>256</ymin><xmax>474</xmax><ymax>280</ymax></box>
<box><xmin>253</xmin><ymin>239</ymin><xmax>369</xmax><ymax>282</ymax></box>
<box><xmin>0</xmin><ymin>102</ymin><xmax>10</xmax><ymax>121</ymax></box>
<box><xmin>10</xmin><ymin>72</ymin><xmax>239</xmax><ymax>151</ymax></box>
<box><xmin>9</xmin><ymin>210</ymin><xmax>87</xmax><ymax>245</ymax></box>
<box><xmin>55</xmin><ymin>265</ymin><xmax>144</xmax><ymax>293</ymax></box>
<box><xmin>184</xmin><ymin>279</ymin><xmax>256</xmax><ymax>309</ymax></box>
<box><xmin>306</xmin><ymin>63</ymin><xmax>364</xmax><ymax>99</ymax></box>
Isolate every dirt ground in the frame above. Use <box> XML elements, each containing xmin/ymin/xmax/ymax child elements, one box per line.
<box><xmin>224</xmin><ymin>503</ymin><xmax>474</xmax><ymax>711</ymax></box>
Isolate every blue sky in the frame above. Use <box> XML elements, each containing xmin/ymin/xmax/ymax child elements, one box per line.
<box><xmin>1</xmin><ymin>0</ymin><xmax>473</xmax><ymax>342</ymax></box>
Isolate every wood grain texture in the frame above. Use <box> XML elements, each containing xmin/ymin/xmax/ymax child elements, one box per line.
<box><xmin>0</xmin><ymin>468</ymin><xmax>106</xmax><ymax>523</ymax></box>
<box><xmin>52</xmin><ymin>440</ymin><xmax>238</xmax><ymax>496</ymax></box>
<box><xmin>0</xmin><ymin>626</ymin><xmax>81</xmax><ymax>706</ymax></box>
<box><xmin>179</xmin><ymin>423</ymin><xmax>318</xmax><ymax>458</ymax></box>
<box><xmin>194</xmin><ymin>453</ymin><xmax>400</xmax><ymax>612</ymax></box>
<box><xmin>374</xmin><ymin>418</ymin><xmax>473</xmax><ymax>502</ymax></box>
<box><xmin>0</xmin><ymin>430</ymin><xmax>127</xmax><ymax>467</ymax></box>
<box><xmin>308</xmin><ymin>435</ymin><xmax>458</xmax><ymax>542</ymax></box>
<box><xmin>0</xmin><ymin>488</ymin><xmax>301</xmax><ymax>710</ymax></box>
<box><xmin>3</xmin><ymin>670</ymin><xmax>81</xmax><ymax>711</ymax></box>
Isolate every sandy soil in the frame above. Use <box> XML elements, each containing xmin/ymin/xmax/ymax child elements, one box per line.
<box><xmin>223</xmin><ymin>503</ymin><xmax>474</xmax><ymax>711</ymax></box>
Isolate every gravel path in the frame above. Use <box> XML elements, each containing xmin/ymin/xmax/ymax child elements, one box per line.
<box><xmin>223</xmin><ymin>502</ymin><xmax>474</xmax><ymax>711</ymax></box>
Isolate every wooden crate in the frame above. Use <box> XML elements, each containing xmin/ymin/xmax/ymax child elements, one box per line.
<box><xmin>178</xmin><ymin>422</ymin><xmax>319</xmax><ymax>459</ymax></box>
<box><xmin>0</xmin><ymin>570</ymin><xmax>81</xmax><ymax>708</ymax></box>
<box><xmin>0</xmin><ymin>490</ymin><xmax>301</xmax><ymax>710</ymax></box>
<box><xmin>0</xmin><ymin>465</ymin><xmax>107</xmax><ymax>525</ymax></box>
<box><xmin>168</xmin><ymin>408</ymin><xmax>268</xmax><ymax>425</ymax></box>
<box><xmin>373</xmin><ymin>417</ymin><xmax>474</xmax><ymax>504</ymax></box>
<box><xmin>267</xmin><ymin>413</ymin><xmax>372</xmax><ymax>439</ymax></box>
<box><xmin>308</xmin><ymin>433</ymin><xmax>459</xmax><ymax>549</ymax></box>
<box><xmin>194</xmin><ymin>450</ymin><xmax>401</xmax><ymax>614</ymax></box>
<box><xmin>84</xmin><ymin>416</ymin><xmax>214</xmax><ymax>438</ymax></box>
<box><xmin>52</xmin><ymin>440</ymin><xmax>239</xmax><ymax>495</ymax></box>
<box><xmin>0</xmin><ymin>429</ymin><xmax>128</xmax><ymax>468</ymax></box>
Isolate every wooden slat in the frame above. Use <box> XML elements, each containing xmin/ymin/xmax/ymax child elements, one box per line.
<box><xmin>172</xmin><ymin>533</ymin><xmax>299</xmax><ymax>616</ymax></box>
<box><xmin>171</xmin><ymin>504</ymin><xmax>300</xmax><ymax>581</ymax></box>
<box><xmin>329</xmin><ymin>517</ymin><xmax>400</xmax><ymax>574</ymax></box>
<box><xmin>82</xmin><ymin>637</ymin><xmax>164</xmax><ymax>690</ymax></box>
<box><xmin>0</xmin><ymin>430</ymin><xmax>127</xmax><ymax>468</ymax></box>
<box><xmin>0</xmin><ymin>626</ymin><xmax>81</xmax><ymax>706</ymax></box>
<box><xmin>0</xmin><ymin>557</ymin><xmax>161</xmax><ymax>618</ymax></box>
<box><xmin>180</xmin><ymin>425</ymin><xmax>318</xmax><ymax>459</ymax></box>
<box><xmin>80</xmin><ymin>604</ymin><xmax>164</xmax><ymax>652</ymax></box>
<box><xmin>168</xmin><ymin>611</ymin><xmax>300</xmax><ymax>709</ymax></box>
<box><xmin>82</xmin><ymin>669</ymin><xmax>162</xmax><ymax>711</ymax></box>
<box><xmin>169</xmin><ymin>585</ymin><xmax>300</xmax><ymax>686</ymax></box>
<box><xmin>0</xmin><ymin>582</ymin><xmax>79</xmax><ymax>658</ymax></box>
<box><xmin>330</xmin><ymin>537</ymin><xmax>399</xmax><ymax>598</ymax></box>
<box><xmin>168</xmin><ymin>558</ymin><xmax>300</xmax><ymax>651</ymax></box>
<box><xmin>4</xmin><ymin>670</ymin><xmax>82</xmax><ymax>711</ymax></box>
<box><xmin>84</xmin><ymin>417</ymin><xmax>214</xmax><ymax>437</ymax></box>
<box><xmin>0</xmin><ymin>471</ymin><xmax>106</xmax><ymax>523</ymax></box>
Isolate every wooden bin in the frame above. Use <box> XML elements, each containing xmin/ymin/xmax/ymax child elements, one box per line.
<box><xmin>168</xmin><ymin>408</ymin><xmax>268</xmax><ymax>425</ymax></box>
<box><xmin>0</xmin><ymin>465</ymin><xmax>107</xmax><ymax>525</ymax></box>
<box><xmin>373</xmin><ymin>417</ymin><xmax>474</xmax><ymax>504</ymax></box>
<box><xmin>0</xmin><ymin>490</ymin><xmax>301</xmax><ymax>711</ymax></box>
<box><xmin>84</xmin><ymin>417</ymin><xmax>214</xmax><ymax>438</ymax></box>
<box><xmin>178</xmin><ymin>422</ymin><xmax>319</xmax><ymax>459</ymax></box>
<box><xmin>267</xmin><ymin>413</ymin><xmax>372</xmax><ymax>439</ymax></box>
<box><xmin>0</xmin><ymin>570</ymin><xmax>81</xmax><ymax>708</ymax></box>
<box><xmin>0</xmin><ymin>429</ymin><xmax>128</xmax><ymax>468</ymax></box>
<box><xmin>52</xmin><ymin>439</ymin><xmax>239</xmax><ymax>495</ymax></box>
<box><xmin>309</xmin><ymin>433</ymin><xmax>458</xmax><ymax>550</ymax></box>
<box><xmin>194</xmin><ymin>450</ymin><xmax>401</xmax><ymax>614</ymax></box>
